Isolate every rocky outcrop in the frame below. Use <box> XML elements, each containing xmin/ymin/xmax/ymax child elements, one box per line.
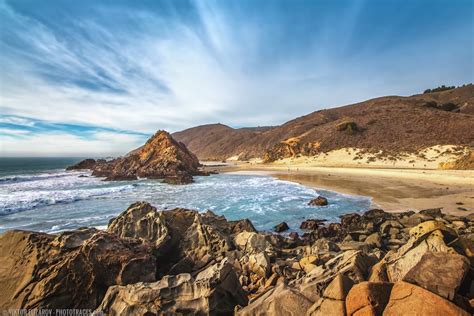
<box><xmin>66</xmin><ymin>158</ymin><xmax>98</xmax><ymax>170</ymax></box>
<box><xmin>262</xmin><ymin>138</ymin><xmax>321</xmax><ymax>163</ymax></box>
<box><xmin>440</xmin><ymin>150</ymin><xmax>474</xmax><ymax>170</ymax></box>
<box><xmin>0</xmin><ymin>229</ymin><xmax>157</xmax><ymax>310</ymax></box>
<box><xmin>1</xmin><ymin>203</ymin><xmax>474</xmax><ymax>314</ymax></box>
<box><xmin>68</xmin><ymin>130</ymin><xmax>203</xmax><ymax>184</ymax></box>
<box><xmin>97</xmin><ymin>259</ymin><xmax>247</xmax><ymax>315</ymax></box>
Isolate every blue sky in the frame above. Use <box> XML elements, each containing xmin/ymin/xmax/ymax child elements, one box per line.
<box><xmin>1</xmin><ymin>0</ymin><xmax>473</xmax><ymax>156</ymax></box>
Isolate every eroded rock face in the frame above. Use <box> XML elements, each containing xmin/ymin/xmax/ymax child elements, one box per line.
<box><xmin>107</xmin><ymin>202</ymin><xmax>170</xmax><ymax>251</ymax></box>
<box><xmin>237</xmin><ymin>282</ymin><xmax>314</xmax><ymax>316</ymax></box>
<box><xmin>380</xmin><ymin>221</ymin><xmax>458</xmax><ymax>282</ymax></box>
<box><xmin>68</xmin><ymin>130</ymin><xmax>202</xmax><ymax>184</ymax></box>
<box><xmin>383</xmin><ymin>281</ymin><xmax>470</xmax><ymax>316</ymax></box>
<box><xmin>108</xmin><ymin>203</ymin><xmax>237</xmax><ymax>275</ymax></box>
<box><xmin>402</xmin><ymin>251</ymin><xmax>470</xmax><ymax>300</ymax></box>
<box><xmin>299</xmin><ymin>250</ymin><xmax>376</xmax><ymax>302</ymax></box>
<box><xmin>97</xmin><ymin>259</ymin><xmax>248</xmax><ymax>315</ymax></box>
<box><xmin>0</xmin><ymin>230</ymin><xmax>157</xmax><ymax>310</ymax></box>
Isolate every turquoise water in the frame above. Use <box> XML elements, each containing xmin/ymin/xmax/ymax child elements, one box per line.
<box><xmin>0</xmin><ymin>158</ymin><xmax>371</xmax><ymax>233</ymax></box>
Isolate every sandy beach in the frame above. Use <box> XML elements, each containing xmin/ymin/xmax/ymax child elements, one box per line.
<box><xmin>206</xmin><ymin>162</ymin><xmax>474</xmax><ymax>216</ymax></box>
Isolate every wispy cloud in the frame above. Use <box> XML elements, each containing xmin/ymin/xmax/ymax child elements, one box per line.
<box><xmin>0</xmin><ymin>0</ymin><xmax>472</xmax><ymax>156</ymax></box>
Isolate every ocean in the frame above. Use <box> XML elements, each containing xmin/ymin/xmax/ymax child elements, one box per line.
<box><xmin>0</xmin><ymin>157</ymin><xmax>372</xmax><ymax>234</ymax></box>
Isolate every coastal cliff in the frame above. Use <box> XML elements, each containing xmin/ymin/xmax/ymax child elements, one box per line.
<box><xmin>1</xmin><ymin>202</ymin><xmax>473</xmax><ymax>314</ymax></box>
<box><xmin>67</xmin><ymin>130</ymin><xmax>203</xmax><ymax>184</ymax></box>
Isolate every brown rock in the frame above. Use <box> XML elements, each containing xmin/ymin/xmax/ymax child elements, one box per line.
<box><xmin>275</xmin><ymin>221</ymin><xmax>290</xmax><ymax>232</ymax></box>
<box><xmin>382</xmin><ymin>222</ymin><xmax>458</xmax><ymax>282</ymax></box>
<box><xmin>300</xmin><ymin>219</ymin><xmax>327</xmax><ymax>230</ymax></box>
<box><xmin>345</xmin><ymin>282</ymin><xmax>393</xmax><ymax>316</ymax></box>
<box><xmin>229</xmin><ymin>218</ymin><xmax>257</xmax><ymax>234</ymax></box>
<box><xmin>234</xmin><ymin>231</ymin><xmax>274</xmax><ymax>256</ymax></box>
<box><xmin>0</xmin><ymin>230</ymin><xmax>157</xmax><ymax>310</ymax></box>
<box><xmin>419</xmin><ymin>208</ymin><xmax>443</xmax><ymax>218</ymax></box>
<box><xmin>309</xmin><ymin>196</ymin><xmax>329</xmax><ymax>206</ymax></box>
<box><xmin>308</xmin><ymin>274</ymin><xmax>354</xmax><ymax>316</ymax></box>
<box><xmin>107</xmin><ymin>201</ymin><xmax>170</xmax><ymax>250</ymax></box>
<box><xmin>402</xmin><ymin>251</ymin><xmax>470</xmax><ymax>300</ymax></box>
<box><xmin>299</xmin><ymin>250</ymin><xmax>376</xmax><ymax>302</ymax></box>
<box><xmin>383</xmin><ymin>281</ymin><xmax>470</xmax><ymax>316</ymax></box>
<box><xmin>409</xmin><ymin>220</ymin><xmax>456</xmax><ymax>240</ymax></box>
<box><xmin>365</xmin><ymin>232</ymin><xmax>382</xmax><ymax>248</ymax></box>
<box><xmin>66</xmin><ymin>158</ymin><xmax>97</xmax><ymax>170</ymax></box>
<box><xmin>80</xmin><ymin>130</ymin><xmax>201</xmax><ymax>183</ymax></box>
<box><xmin>97</xmin><ymin>259</ymin><xmax>248</xmax><ymax>315</ymax></box>
<box><xmin>237</xmin><ymin>282</ymin><xmax>313</xmax><ymax>316</ymax></box>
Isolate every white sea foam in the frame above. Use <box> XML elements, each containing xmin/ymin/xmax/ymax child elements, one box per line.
<box><xmin>0</xmin><ymin>183</ymin><xmax>135</xmax><ymax>215</ymax></box>
<box><xmin>0</xmin><ymin>170</ymin><xmax>372</xmax><ymax>233</ymax></box>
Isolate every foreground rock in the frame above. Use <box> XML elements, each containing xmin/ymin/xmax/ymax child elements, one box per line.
<box><xmin>67</xmin><ymin>130</ymin><xmax>203</xmax><ymax>184</ymax></box>
<box><xmin>97</xmin><ymin>259</ymin><xmax>247</xmax><ymax>315</ymax></box>
<box><xmin>0</xmin><ymin>229</ymin><xmax>157</xmax><ymax>309</ymax></box>
<box><xmin>383</xmin><ymin>281</ymin><xmax>470</xmax><ymax>316</ymax></box>
<box><xmin>237</xmin><ymin>282</ymin><xmax>313</xmax><ymax>315</ymax></box>
<box><xmin>1</xmin><ymin>203</ymin><xmax>473</xmax><ymax>314</ymax></box>
<box><xmin>345</xmin><ymin>282</ymin><xmax>393</xmax><ymax>316</ymax></box>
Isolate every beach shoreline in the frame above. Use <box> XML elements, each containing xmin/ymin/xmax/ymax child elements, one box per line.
<box><xmin>208</xmin><ymin>162</ymin><xmax>474</xmax><ymax>216</ymax></box>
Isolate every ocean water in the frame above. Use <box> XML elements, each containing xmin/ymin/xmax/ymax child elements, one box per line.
<box><xmin>0</xmin><ymin>158</ymin><xmax>371</xmax><ymax>234</ymax></box>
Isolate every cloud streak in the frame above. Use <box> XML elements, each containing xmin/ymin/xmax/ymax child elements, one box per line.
<box><xmin>0</xmin><ymin>0</ymin><xmax>472</xmax><ymax>156</ymax></box>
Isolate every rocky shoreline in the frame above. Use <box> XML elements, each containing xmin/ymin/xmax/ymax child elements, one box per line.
<box><xmin>0</xmin><ymin>202</ymin><xmax>473</xmax><ymax>315</ymax></box>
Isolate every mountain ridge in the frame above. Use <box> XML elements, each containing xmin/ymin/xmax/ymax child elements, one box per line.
<box><xmin>173</xmin><ymin>85</ymin><xmax>474</xmax><ymax>162</ymax></box>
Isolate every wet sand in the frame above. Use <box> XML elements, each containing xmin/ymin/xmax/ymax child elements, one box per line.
<box><xmin>208</xmin><ymin>163</ymin><xmax>474</xmax><ymax>215</ymax></box>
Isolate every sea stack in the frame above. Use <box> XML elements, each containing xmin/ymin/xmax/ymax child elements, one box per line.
<box><xmin>67</xmin><ymin>130</ymin><xmax>202</xmax><ymax>184</ymax></box>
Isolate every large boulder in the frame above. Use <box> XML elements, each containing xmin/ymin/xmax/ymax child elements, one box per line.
<box><xmin>299</xmin><ymin>250</ymin><xmax>376</xmax><ymax>302</ymax></box>
<box><xmin>307</xmin><ymin>274</ymin><xmax>354</xmax><ymax>316</ymax></box>
<box><xmin>237</xmin><ymin>282</ymin><xmax>313</xmax><ymax>316</ymax></box>
<box><xmin>308</xmin><ymin>196</ymin><xmax>328</xmax><ymax>206</ymax></box>
<box><xmin>376</xmin><ymin>221</ymin><xmax>459</xmax><ymax>283</ymax></box>
<box><xmin>0</xmin><ymin>230</ymin><xmax>157</xmax><ymax>310</ymax></box>
<box><xmin>96</xmin><ymin>259</ymin><xmax>248</xmax><ymax>315</ymax></box>
<box><xmin>345</xmin><ymin>282</ymin><xmax>393</xmax><ymax>316</ymax></box>
<box><xmin>402</xmin><ymin>251</ymin><xmax>470</xmax><ymax>300</ymax></box>
<box><xmin>234</xmin><ymin>231</ymin><xmax>275</xmax><ymax>256</ymax></box>
<box><xmin>383</xmin><ymin>281</ymin><xmax>470</xmax><ymax>316</ymax></box>
<box><xmin>109</xmin><ymin>204</ymin><xmax>236</xmax><ymax>275</ymax></box>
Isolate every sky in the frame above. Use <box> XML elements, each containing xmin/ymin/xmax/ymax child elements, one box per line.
<box><xmin>0</xmin><ymin>0</ymin><xmax>473</xmax><ymax>157</ymax></box>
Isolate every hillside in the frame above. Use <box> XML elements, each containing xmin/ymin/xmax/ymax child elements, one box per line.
<box><xmin>173</xmin><ymin>85</ymin><xmax>474</xmax><ymax>162</ymax></box>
